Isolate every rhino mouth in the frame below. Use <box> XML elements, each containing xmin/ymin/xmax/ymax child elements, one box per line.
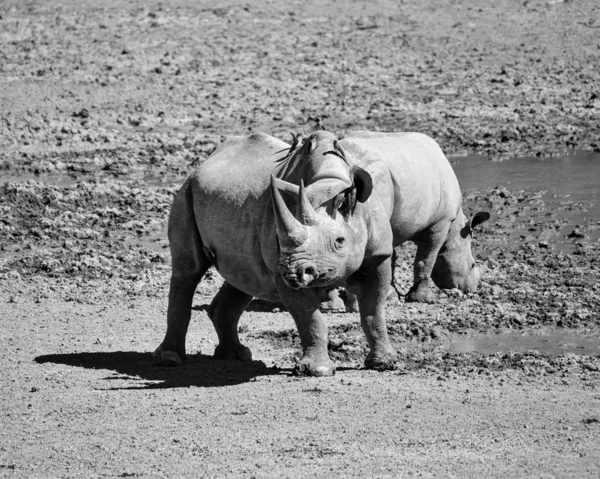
<box><xmin>281</xmin><ymin>271</ymin><xmax>328</xmax><ymax>290</ymax></box>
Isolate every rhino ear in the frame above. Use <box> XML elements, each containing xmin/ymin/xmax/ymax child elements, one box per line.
<box><xmin>470</xmin><ymin>211</ymin><xmax>490</xmax><ymax>230</ymax></box>
<box><xmin>350</xmin><ymin>166</ymin><xmax>373</xmax><ymax>203</ymax></box>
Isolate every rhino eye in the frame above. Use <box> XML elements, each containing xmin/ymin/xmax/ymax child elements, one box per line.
<box><xmin>334</xmin><ymin>237</ymin><xmax>346</xmax><ymax>250</ymax></box>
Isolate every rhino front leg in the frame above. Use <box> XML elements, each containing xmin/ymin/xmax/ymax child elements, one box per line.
<box><xmin>406</xmin><ymin>222</ymin><xmax>450</xmax><ymax>304</ymax></box>
<box><xmin>343</xmin><ymin>250</ymin><xmax>398</xmax><ymax>312</ymax></box>
<box><xmin>279</xmin><ymin>283</ymin><xmax>335</xmax><ymax>376</ymax></box>
<box><xmin>291</xmin><ymin>308</ymin><xmax>335</xmax><ymax>377</ymax></box>
<box><xmin>207</xmin><ymin>282</ymin><xmax>253</xmax><ymax>361</ymax></box>
<box><xmin>349</xmin><ymin>256</ymin><xmax>397</xmax><ymax>370</ymax></box>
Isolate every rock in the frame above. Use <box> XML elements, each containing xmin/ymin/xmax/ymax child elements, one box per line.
<box><xmin>567</xmin><ymin>229</ymin><xmax>585</xmax><ymax>238</ymax></box>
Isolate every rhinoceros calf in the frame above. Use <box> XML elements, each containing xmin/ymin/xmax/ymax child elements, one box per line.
<box><xmin>340</xmin><ymin>131</ymin><xmax>489</xmax><ymax>304</ymax></box>
<box><xmin>154</xmin><ymin>131</ymin><xmax>397</xmax><ymax>376</ymax></box>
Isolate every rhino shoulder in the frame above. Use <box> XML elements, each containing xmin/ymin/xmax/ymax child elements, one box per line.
<box><xmin>211</xmin><ymin>132</ymin><xmax>289</xmax><ymax>157</ymax></box>
<box><xmin>359</xmin><ymin>196</ymin><xmax>394</xmax><ymax>260</ymax></box>
<box><xmin>191</xmin><ymin>133</ymin><xmax>291</xmax><ymax>196</ymax></box>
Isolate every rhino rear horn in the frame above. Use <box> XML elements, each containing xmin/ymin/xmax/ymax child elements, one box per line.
<box><xmin>297</xmin><ymin>180</ymin><xmax>320</xmax><ymax>226</ymax></box>
<box><xmin>270</xmin><ymin>176</ymin><xmax>308</xmax><ymax>248</ymax></box>
<box><xmin>323</xmin><ymin>140</ymin><xmax>350</xmax><ymax>165</ymax></box>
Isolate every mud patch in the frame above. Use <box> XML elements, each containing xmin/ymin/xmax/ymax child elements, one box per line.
<box><xmin>253</xmin><ymin>322</ymin><xmax>600</xmax><ymax>376</ymax></box>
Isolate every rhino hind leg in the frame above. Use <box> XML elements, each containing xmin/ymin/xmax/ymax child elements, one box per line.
<box><xmin>405</xmin><ymin>223</ymin><xmax>450</xmax><ymax>304</ymax></box>
<box><xmin>207</xmin><ymin>282</ymin><xmax>253</xmax><ymax>362</ymax></box>
<box><xmin>154</xmin><ymin>261</ymin><xmax>210</xmax><ymax>366</ymax></box>
<box><xmin>389</xmin><ymin>249</ymin><xmax>404</xmax><ymax>302</ymax></box>
<box><xmin>154</xmin><ymin>181</ymin><xmax>211</xmax><ymax>366</ymax></box>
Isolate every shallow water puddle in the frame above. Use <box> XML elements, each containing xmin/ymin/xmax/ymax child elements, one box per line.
<box><xmin>452</xmin><ymin>150</ymin><xmax>600</xmax><ymax>208</ymax></box>
<box><xmin>441</xmin><ymin>329</ymin><xmax>600</xmax><ymax>356</ymax></box>
<box><xmin>451</xmin><ymin>150</ymin><xmax>600</xmax><ymax>252</ymax></box>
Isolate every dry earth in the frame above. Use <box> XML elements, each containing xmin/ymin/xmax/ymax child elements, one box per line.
<box><xmin>1</xmin><ymin>0</ymin><xmax>600</xmax><ymax>477</ymax></box>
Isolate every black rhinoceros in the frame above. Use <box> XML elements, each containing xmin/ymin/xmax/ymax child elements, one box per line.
<box><xmin>339</xmin><ymin>131</ymin><xmax>490</xmax><ymax>305</ymax></box>
<box><xmin>154</xmin><ymin>131</ymin><xmax>396</xmax><ymax>376</ymax></box>
<box><xmin>153</xmin><ymin>130</ymin><xmax>489</xmax><ymax>376</ymax></box>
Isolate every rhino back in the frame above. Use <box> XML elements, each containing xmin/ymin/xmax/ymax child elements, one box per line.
<box><xmin>341</xmin><ymin>132</ymin><xmax>462</xmax><ymax>243</ymax></box>
<box><xmin>187</xmin><ymin>133</ymin><xmax>288</xmax><ymax>300</ymax></box>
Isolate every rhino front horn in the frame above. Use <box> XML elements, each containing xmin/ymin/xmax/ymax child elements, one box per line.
<box><xmin>270</xmin><ymin>175</ymin><xmax>308</xmax><ymax>249</ymax></box>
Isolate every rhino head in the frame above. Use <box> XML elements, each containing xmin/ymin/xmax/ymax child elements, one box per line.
<box><xmin>431</xmin><ymin>210</ymin><xmax>490</xmax><ymax>293</ymax></box>
<box><xmin>270</xmin><ymin>132</ymin><xmax>374</xmax><ymax>290</ymax></box>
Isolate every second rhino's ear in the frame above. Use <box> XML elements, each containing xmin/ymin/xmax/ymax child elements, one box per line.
<box><xmin>350</xmin><ymin>166</ymin><xmax>373</xmax><ymax>203</ymax></box>
<box><xmin>470</xmin><ymin>211</ymin><xmax>490</xmax><ymax>230</ymax></box>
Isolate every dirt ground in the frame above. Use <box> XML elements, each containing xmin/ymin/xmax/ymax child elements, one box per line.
<box><xmin>1</xmin><ymin>0</ymin><xmax>599</xmax><ymax>477</ymax></box>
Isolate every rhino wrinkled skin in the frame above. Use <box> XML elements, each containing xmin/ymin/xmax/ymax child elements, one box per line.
<box><xmin>153</xmin><ymin>131</ymin><xmax>489</xmax><ymax>376</ymax></box>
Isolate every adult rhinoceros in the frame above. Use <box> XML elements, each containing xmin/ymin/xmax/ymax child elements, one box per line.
<box><xmin>339</xmin><ymin>131</ymin><xmax>489</xmax><ymax>304</ymax></box>
<box><xmin>154</xmin><ymin>131</ymin><xmax>397</xmax><ymax>376</ymax></box>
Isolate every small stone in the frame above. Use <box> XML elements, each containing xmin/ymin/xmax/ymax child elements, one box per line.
<box><xmin>73</xmin><ymin>108</ymin><xmax>89</xmax><ymax>118</ymax></box>
<box><xmin>568</xmin><ymin>229</ymin><xmax>584</xmax><ymax>238</ymax></box>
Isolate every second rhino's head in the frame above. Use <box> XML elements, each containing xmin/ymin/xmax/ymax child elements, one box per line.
<box><xmin>270</xmin><ymin>134</ymin><xmax>374</xmax><ymax>290</ymax></box>
<box><xmin>431</xmin><ymin>209</ymin><xmax>490</xmax><ymax>294</ymax></box>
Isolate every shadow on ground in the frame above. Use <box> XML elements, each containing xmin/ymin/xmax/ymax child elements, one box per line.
<box><xmin>35</xmin><ymin>351</ymin><xmax>283</xmax><ymax>389</ymax></box>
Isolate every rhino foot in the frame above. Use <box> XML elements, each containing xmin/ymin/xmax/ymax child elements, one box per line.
<box><xmin>319</xmin><ymin>297</ymin><xmax>346</xmax><ymax>311</ymax></box>
<box><xmin>405</xmin><ymin>286</ymin><xmax>437</xmax><ymax>304</ymax></box>
<box><xmin>319</xmin><ymin>288</ymin><xmax>346</xmax><ymax>312</ymax></box>
<box><xmin>293</xmin><ymin>357</ymin><xmax>336</xmax><ymax>377</ymax></box>
<box><xmin>213</xmin><ymin>344</ymin><xmax>253</xmax><ymax>362</ymax></box>
<box><xmin>365</xmin><ymin>351</ymin><xmax>398</xmax><ymax>371</ymax></box>
<box><xmin>152</xmin><ymin>347</ymin><xmax>185</xmax><ymax>367</ymax></box>
<box><xmin>339</xmin><ymin>289</ymin><xmax>359</xmax><ymax>313</ymax></box>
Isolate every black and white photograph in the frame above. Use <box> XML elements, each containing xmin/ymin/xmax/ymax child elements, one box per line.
<box><xmin>1</xmin><ymin>0</ymin><xmax>599</xmax><ymax>476</ymax></box>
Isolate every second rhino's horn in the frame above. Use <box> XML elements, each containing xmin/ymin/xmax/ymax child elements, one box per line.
<box><xmin>296</xmin><ymin>180</ymin><xmax>320</xmax><ymax>226</ymax></box>
<box><xmin>270</xmin><ymin>175</ymin><xmax>308</xmax><ymax>248</ymax></box>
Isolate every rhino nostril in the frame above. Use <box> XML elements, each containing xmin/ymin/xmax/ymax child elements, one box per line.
<box><xmin>297</xmin><ymin>264</ymin><xmax>317</xmax><ymax>284</ymax></box>
<box><xmin>303</xmin><ymin>266</ymin><xmax>316</xmax><ymax>278</ymax></box>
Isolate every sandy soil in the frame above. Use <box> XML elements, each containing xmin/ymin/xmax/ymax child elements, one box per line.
<box><xmin>1</xmin><ymin>0</ymin><xmax>600</xmax><ymax>477</ymax></box>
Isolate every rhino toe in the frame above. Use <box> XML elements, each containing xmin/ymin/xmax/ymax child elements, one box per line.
<box><xmin>153</xmin><ymin>350</ymin><xmax>183</xmax><ymax>367</ymax></box>
<box><xmin>365</xmin><ymin>350</ymin><xmax>398</xmax><ymax>371</ymax></box>
<box><xmin>213</xmin><ymin>344</ymin><xmax>253</xmax><ymax>362</ymax></box>
<box><xmin>405</xmin><ymin>286</ymin><xmax>437</xmax><ymax>304</ymax></box>
<box><xmin>293</xmin><ymin>358</ymin><xmax>336</xmax><ymax>377</ymax></box>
